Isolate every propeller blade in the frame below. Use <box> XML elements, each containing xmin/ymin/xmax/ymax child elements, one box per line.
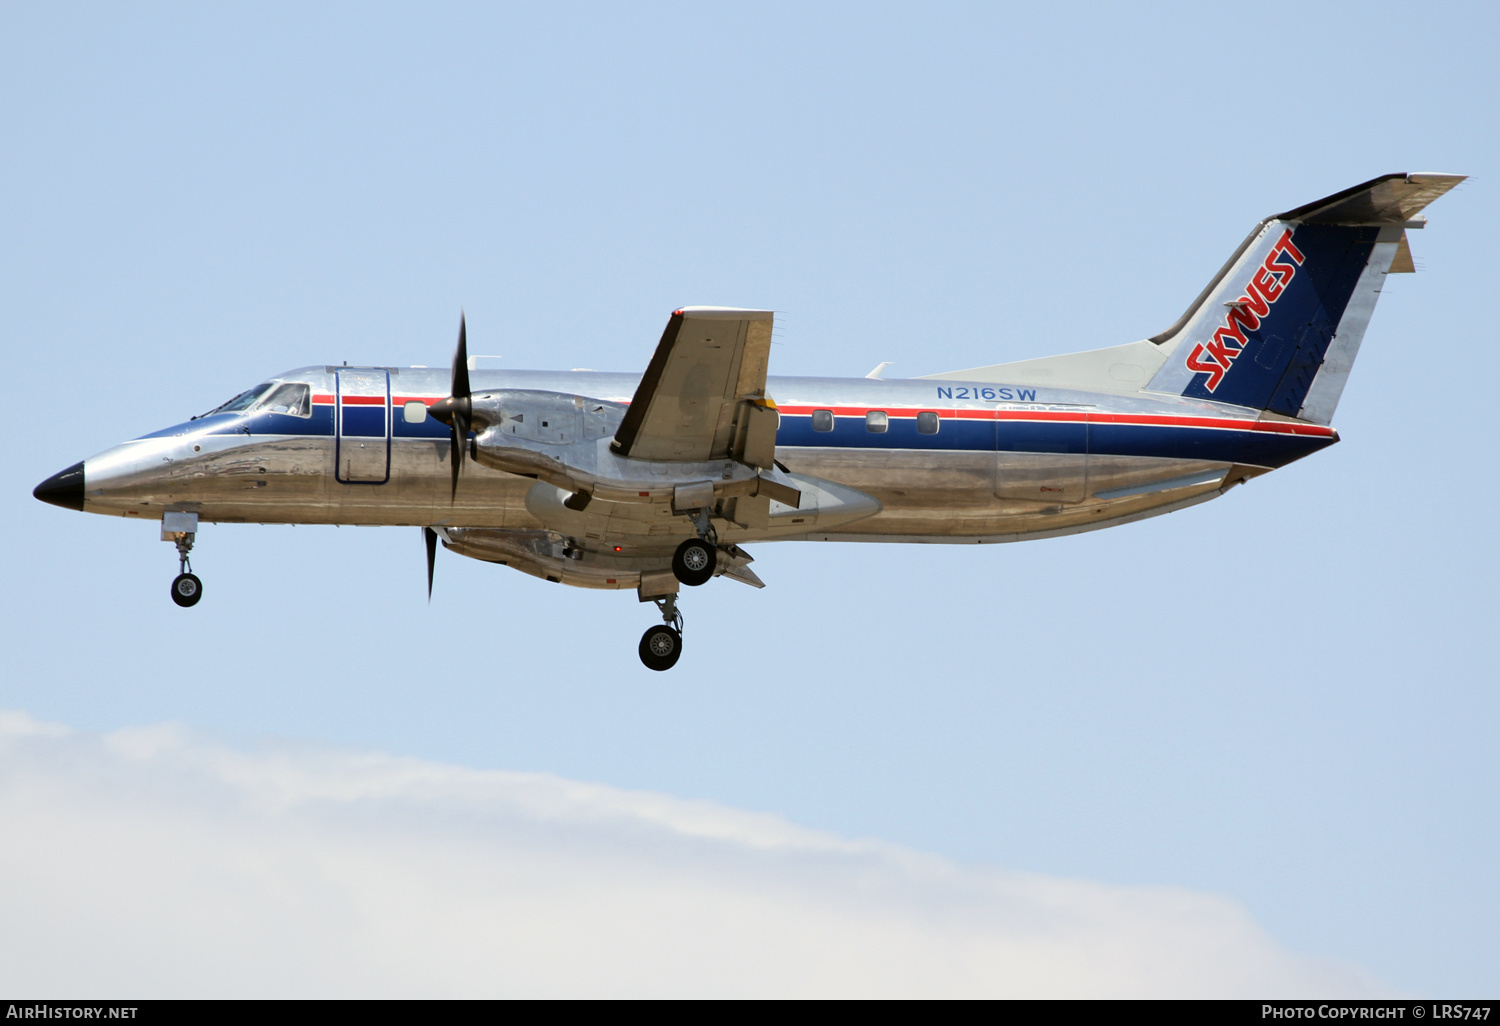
<box><xmin>448</xmin><ymin>412</ymin><xmax>468</xmax><ymax>501</ymax></box>
<box><xmin>424</xmin><ymin>527</ymin><xmax>438</xmax><ymax>600</ymax></box>
<box><xmin>452</xmin><ymin>312</ymin><xmax>471</xmax><ymax>401</ymax></box>
<box><xmin>451</xmin><ymin>314</ymin><xmax>471</xmax><ymax>500</ymax></box>
<box><xmin>426</xmin><ymin>313</ymin><xmax>474</xmax><ymax>503</ymax></box>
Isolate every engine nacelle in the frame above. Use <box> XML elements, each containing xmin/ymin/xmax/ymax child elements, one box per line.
<box><xmin>463</xmin><ymin>388</ymin><xmax>800</xmax><ymax>510</ymax></box>
<box><xmin>436</xmin><ymin>526</ymin><xmax>760</xmax><ymax>591</ymax></box>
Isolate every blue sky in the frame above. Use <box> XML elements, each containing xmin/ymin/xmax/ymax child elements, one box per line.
<box><xmin>3</xmin><ymin>1</ymin><xmax>1496</xmax><ymax>996</ymax></box>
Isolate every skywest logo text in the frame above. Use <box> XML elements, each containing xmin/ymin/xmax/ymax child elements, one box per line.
<box><xmin>1186</xmin><ymin>228</ymin><xmax>1305</xmax><ymax>391</ymax></box>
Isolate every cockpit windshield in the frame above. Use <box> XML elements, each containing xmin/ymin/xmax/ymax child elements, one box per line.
<box><xmin>193</xmin><ymin>380</ymin><xmax>316</xmax><ymax>420</ymax></box>
<box><xmin>201</xmin><ymin>382</ymin><xmax>275</xmax><ymax>418</ymax></box>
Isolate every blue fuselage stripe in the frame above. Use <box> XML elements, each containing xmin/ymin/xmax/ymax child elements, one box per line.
<box><xmin>140</xmin><ymin>407</ymin><xmax>1332</xmax><ymax>468</ymax></box>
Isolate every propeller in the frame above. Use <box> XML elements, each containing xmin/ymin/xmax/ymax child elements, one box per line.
<box><xmin>423</xmin><ymin>526</ymin><xmax>438</xmax><ymax>600</ymax></box>
<box><xmin>426</xmin><ymin>313</ymin><xmax>473</xmax><ymax>501</ymax></box>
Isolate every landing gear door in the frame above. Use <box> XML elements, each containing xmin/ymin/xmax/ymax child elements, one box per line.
<box><xmin>336</xmin><ymin>368</ymin><xmax>391</xmax><ymax>484</ymax></box>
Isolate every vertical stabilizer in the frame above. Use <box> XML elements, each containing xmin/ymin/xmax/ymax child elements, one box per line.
<box><xmin>1147</xmin><ymin>173</ymin><xmax>1464</xmax><ymax>423</ymax></box>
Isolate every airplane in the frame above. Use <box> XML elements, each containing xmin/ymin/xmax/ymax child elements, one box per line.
<box><xmin>33</xmin><ymin>172</ymin><xmax>1464</xmax><ymax>670</ymax></box>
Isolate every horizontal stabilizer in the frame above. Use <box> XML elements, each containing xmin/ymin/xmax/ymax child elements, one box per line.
<box><xmin>1276</xmin><ymin>172</ymin><xmax>1466</xmax><ymax>225</ymax></box>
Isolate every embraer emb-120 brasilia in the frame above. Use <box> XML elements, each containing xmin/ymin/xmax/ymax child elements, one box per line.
<box><xmin>34</xmin><ymin>173</ymin><xmax>1464</xmax><ymax>669</ymax></box>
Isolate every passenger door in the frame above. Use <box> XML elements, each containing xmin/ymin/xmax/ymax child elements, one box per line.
<box><xmin>336</xmin><ymin>368</ymin><xmax>391</xmax><ymax>484</ymax></box>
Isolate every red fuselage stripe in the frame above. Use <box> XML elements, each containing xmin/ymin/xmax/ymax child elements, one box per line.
<box><xmin>775</xmin><ymin>405</ymin><xmax>1334</xmax><ymax>437</ymax></box>
<box><xmin>309</xmin><ymin>396</ymin><xmax>1334</xmax><ymax>438</ymax></box>
<box><xmin>316</xmin><ymin>395</ymin><xmax>437</xmax><ymax>406</ymax></box>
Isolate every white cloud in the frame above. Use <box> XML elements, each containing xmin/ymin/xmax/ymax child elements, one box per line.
<box><xmin>0</xmin><ymin>710</ymin><xmax>1385</xmax><ymax>998</ymax></box>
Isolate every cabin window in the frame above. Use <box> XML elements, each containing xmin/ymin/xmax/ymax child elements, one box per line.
<box><xmin>811</xmin><ymin>409</ymin><xmax>834</xmax><ymax>432</ymax></box>
<box><xmin>262</xmin><ymin>382</ymin><xmax>311</xmax><ymax>417</ymax></box>
<box><xmin>402</xmin><ymin>400</ymin><xmax>428</xmax><ymax>424</ymax></box>
<box><xmin>865</xmin><ymin>410</ymin><xmax>888</xmax><ymax>433</ymax></box>
<box><xmin>917</xmin><ymin>411</ymin><xmax>940</xmax><ymax>435</ymax></box>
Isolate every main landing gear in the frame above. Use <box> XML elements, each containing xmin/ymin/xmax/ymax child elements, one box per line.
<box><xmin>640</xmin><ymin>510</ymin><xmax>721</xmax><ymax>669</ymax></box>
<box><xmin>171</xmin><ymin>569</ymin><xmax>203</xmax><ymax>608</ymax></box>
<box><xmin>639</xmin><ymin>593</ymin><xmax>683</xmax><ymax>672</ymax></box>
<box><xmin>639</xmin><ymin>509</ymin><xmax>725</xmax><ymax>669</ymax></box>
<box><xmin>163</xmin><ymin>512</ymin><xmax>202</xmax><ymax>608</ymax></box>
<box><xmin>672</xmin><ymin>538</ymin><xmax>715</xmax><ymax>587</ymax></box>
<box><xmin>671</xmin><ymin>507</ymin><xmax>718</xmax><ymax>587</ymax></box>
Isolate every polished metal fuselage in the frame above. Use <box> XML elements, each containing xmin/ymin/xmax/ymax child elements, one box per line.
<box><xmin>76</xmin><ymin>364</ymin><xmax>1336</xmax><ymax>587</ymax></box>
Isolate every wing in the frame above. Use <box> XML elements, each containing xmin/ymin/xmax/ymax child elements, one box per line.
<box><xmin>611</xmin><ymin>307</ymin><xmax>778</xmax><ymax>466</ymax></box>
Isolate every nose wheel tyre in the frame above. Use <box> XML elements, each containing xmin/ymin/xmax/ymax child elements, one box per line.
<box><xmin>639</xmin><ymin>625</ymin><xmax>682</xmax><ymax>671</ymax></box>
<box><xmin>671</xmin><ymin>538</ymin><xmax>716</xmax><ymax>587</ymax></box>
<box><xmin>171</xmin><ymin>572</ymin><xmax>203</xmax><ymax>608</ymax></box>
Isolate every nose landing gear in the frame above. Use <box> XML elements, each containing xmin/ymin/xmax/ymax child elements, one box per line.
<box><xmin>163</xmin><ymin>511</ymin><xmax>202</xmax><ymax>608</ymax></box>
<box><xmin>639</xmin><ymin>592</ymin><xmax>683</xmax><ymax>671</ymax></box>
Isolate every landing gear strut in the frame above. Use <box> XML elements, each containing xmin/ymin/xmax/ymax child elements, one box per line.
<box><xmin>639</xmin><ymin>593</ymin><xmax>683</xmax><ymax>671</ymax></box>
<box><xmin>163</xmin><ymin>511</ymin><xmax>202</xmax><ymax>608</ymax></box>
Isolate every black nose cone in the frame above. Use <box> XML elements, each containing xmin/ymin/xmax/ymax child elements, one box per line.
<box><xmin>34</xmin><ymin>461</ymin><xmax>85</xmax><ymax>511</ymax></box>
